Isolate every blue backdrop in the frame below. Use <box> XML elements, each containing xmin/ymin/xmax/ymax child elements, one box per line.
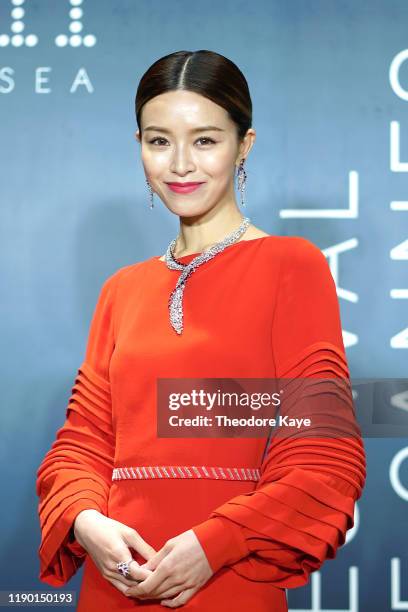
<box><xmin>1</xmin><ymin>1</ymin><xmax>407</xmax><ymax>610</ymax></box>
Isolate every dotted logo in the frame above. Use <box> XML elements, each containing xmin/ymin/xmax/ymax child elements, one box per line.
<box><xmin>0</xmin><ymin>0</ymin><xmax>96</xmax><ymax>47</ymax></box>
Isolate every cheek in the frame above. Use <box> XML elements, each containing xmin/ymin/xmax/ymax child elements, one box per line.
<box><xmin>141</xmin><ymin>150</ymin><xmax>169</xmax><ymax>174</ymax></box>
<box><xmin>201</xmin><ymin>150</ymin><xmax>235</xmax><ymax>176</ymax></box>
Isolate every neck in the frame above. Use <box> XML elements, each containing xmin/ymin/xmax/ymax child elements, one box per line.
<box><xmin>174</xmin><ymin>206</ymin><xmax>249</xmax><ymax>257</ymax></box>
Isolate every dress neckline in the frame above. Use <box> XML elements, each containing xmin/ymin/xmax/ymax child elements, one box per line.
<box><xmin>153</xmin><ymin>235</ymin><xmax>271</xmax><ymax>265</ymax></box>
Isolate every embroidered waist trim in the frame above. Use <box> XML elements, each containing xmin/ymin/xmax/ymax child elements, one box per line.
<box><xmin>112</xmin><ymin>465</ymin><xmax>261</xmax><ymax>481</ymax></box>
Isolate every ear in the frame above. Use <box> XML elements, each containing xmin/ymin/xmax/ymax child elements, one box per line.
<box><xmin>235</xmin><ymin>128</ymin><xmax>256</xmax><ymax>166</ymax></box>
<box><xmin>135</xmin><ymin>129</ymin><xmax>141</xmax><ymax>143</ymax></box>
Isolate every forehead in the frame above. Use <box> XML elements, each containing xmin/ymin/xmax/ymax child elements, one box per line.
<box><xmin>141</xmin><ymin>90</ymin><xmax>231</xmax><ymax>129</ymax></box>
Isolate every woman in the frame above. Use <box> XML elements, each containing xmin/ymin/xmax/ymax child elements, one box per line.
<box><xmin>36</xmin><ymin>50</ymin><xmax>366</xmax><ymax>611</ymax></box>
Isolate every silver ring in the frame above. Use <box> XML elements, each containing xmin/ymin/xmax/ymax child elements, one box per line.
<box><xmin>116</xmin><ymin>559</ymin><xmax>133</xmax><ymax>578</ymax></box>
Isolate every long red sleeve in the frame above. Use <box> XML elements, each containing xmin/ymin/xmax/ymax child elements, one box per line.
<box><xmin>192</xmin><ymin>237</ymin><xmax>366</xmax><ymax>588</ymax></box>
<box><xmin>35</xmin><ymin>270</ymin><xmax>121</xmax><ymax>587</ymax></box>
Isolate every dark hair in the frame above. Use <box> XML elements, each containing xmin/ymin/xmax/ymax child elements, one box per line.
<box><xmin>135</xmin><ymin>50</ymin><xmax>252</xmax><ymax>143</ymax></box>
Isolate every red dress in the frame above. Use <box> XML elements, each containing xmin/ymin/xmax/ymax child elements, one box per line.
<box><xmin>36</xmin><ymin>235</ymin><xmax>366</xmax><ymax>611</ymax></box>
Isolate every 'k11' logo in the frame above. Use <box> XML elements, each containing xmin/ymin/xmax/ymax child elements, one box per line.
<box><xmin>0</xmin><ymin>0</ymin><xmax>96</xmax><ymax>47</ymax></box>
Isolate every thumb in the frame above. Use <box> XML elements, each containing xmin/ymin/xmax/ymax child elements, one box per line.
<box><xmin>123</xmin><ymin>528</ymin><xmax>157</xmax><ymax>561</ymax></box>
<box><xmin>140</xmin><ymin>544</ymin><xmax>171</xmax><ymax>571</ymax></box>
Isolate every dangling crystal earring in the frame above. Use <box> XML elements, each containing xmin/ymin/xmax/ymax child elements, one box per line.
<box><xmin>237</xmin><ymin>158</ymin><xmax>247</xmax><ymax>207</ymax></box>
<box><xmin>146</xmin><ymin>179</ymin><xmax>154</xmax><ymax>209</ymax></box>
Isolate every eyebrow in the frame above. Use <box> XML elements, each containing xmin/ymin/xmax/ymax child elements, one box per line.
<box><xmin>143</xmin><ymin>125</ymin><xmax>225</xmax><ymax>134</ymax></box>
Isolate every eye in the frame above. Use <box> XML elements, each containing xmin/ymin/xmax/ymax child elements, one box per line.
<box><xmin>147</xmin><ymin>136</ymin><xmax>216</xmax><ymax>147</ymax></box>
<box><xmin>196</xmin><ymin>137</ymin><xmax>216</xmax><ymax>146</ymax></box>
<box><xmin>148</xmin><ymin>137</ymin><xmax>169</xmax><ymax>146</ymax></box>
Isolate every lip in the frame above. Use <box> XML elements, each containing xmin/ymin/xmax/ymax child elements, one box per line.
<box><xmin>166</xmin><ymin>182</ymin><xmax>205</xmax><ymax>194</ymax></box>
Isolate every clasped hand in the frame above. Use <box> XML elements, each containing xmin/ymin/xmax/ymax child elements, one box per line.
<box><xmin>124</xmin><ymin>529</ymin><xmax>214</xmax><ymax>607</ymax></box>
<box><xmin>73</xmin><ymin>510</ymin><xmax>214</xmax><ymax>608</ymax></box>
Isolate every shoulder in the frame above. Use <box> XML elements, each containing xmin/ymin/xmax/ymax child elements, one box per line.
<box><xmin>279</xmin><ymin>237</ymin><xmax>335</xmax><ymax>299</ymax></box>
<box><xmin>260</xmin><ymin>234</ymin><xmax>322</xmax><ymax>258</ymax></box>
<box><xmin>261</xmin><ymin>236</ymin><xmax>331</xmax><ymax>288</ymax></box>
<box><xmin>269</xmin><ymin>235</ymin><xmax>328</xmax><ymax>268</ymax></box>
<box><xmin>99</xmin><ymin>261</ymin><xmax>144</xmax><ymax>295</ymax></box>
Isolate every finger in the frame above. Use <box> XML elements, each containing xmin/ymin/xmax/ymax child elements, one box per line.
<box><xmin>108</xmin><ymin>575</ymin><xmax>137</xmax><ymax>596</ymax></box>
<box><xmin>124</xmin><ymin>529</ymin><xmax>157</xmax><ymax>561</ymax></box>
<box><xmin>127</xmin><ymin>560</ymin><xmax>154</xmax><ymax>583</ymax></box>
<box><xmin>125</xmin><ymin>547</ymin><xmax>174</xmax><ymax>595</ymax></box>
<box><xmin>124</xmin><ymin>560</ymin><xmax>173</xmax><ymax>599</ymax></box>
<box><xmin>107</xmin><ymin>558</ymin><xmax>151</xmax><ymax>585</ymax></box>
<box><xmin>141</xmin><ymin>544</ymin><xmax>170</xmax><ymax>571</ymax></box>
<box><xmin>161</xmin><ymin>590</ymin><xmax>186</xmax><ymax>607</ymax></box>
<box><xmin>146</xmin><ymin>575</ymin><xmax>186</xmax><ymax>598</ymax></box>
<box><xmin>128</xmin><ymin>575</ymin><xmax>185</xmax><ymax>600</ymax></box>
<box><xmin>161</xmin><ymin>586</ymin><xmax>198</xmax><ymax>608</ymax></box>
<box><xmin>154</xmin><ymin>583</ymin><xmax>186</xmax><ymax>599</ymax></box>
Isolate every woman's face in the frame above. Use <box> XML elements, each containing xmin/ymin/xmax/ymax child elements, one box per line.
<box><xmin>135</xmin><ymin>90</ymin><xmax>254</xmax><ymax>217</ymax></box>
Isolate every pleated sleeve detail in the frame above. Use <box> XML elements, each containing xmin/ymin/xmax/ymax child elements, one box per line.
<box><xmin>35</xmin><ymin>270</ymin><xmax>120</xmax><ymax>586</ymax></box>
<box><xmin>192</xmin><ymin>238</ymin><xmax>366</xmax><ymax>586</ymax></box>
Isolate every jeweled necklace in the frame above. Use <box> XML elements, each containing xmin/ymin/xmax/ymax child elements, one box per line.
<box><xmin>164</xmin><ymin>216</ymin><xmax>251</xmax><ymax>335</ymax></box>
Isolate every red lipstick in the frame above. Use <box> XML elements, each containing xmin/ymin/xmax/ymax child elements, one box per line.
<box><xmin>166</xmin><ymin>182</ymin><xmax>204</xmax><ymax>194</ymax></box>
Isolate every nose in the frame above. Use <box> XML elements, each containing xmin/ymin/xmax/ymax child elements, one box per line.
<box><xmin>169</xmin><ymin>144</ymin><xmax>196</xmax><ymax>176</ymax></box>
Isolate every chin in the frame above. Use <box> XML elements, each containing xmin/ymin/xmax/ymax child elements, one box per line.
<box><xmin>167</xmin><ymin>203</ymin><xmax>213</xmax><ymax>218</ymax></box>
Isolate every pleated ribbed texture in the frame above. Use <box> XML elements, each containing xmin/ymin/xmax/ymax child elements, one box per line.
<box><xmin>36</xmin><ymin>271</ymin><xmax>119</xmax><ymax>586</ymax></box>
<box><xmin>192</xmin><ymin>240</ymin><xmax>367</xmax><ymax>588</ymax></box>
<box><xmin>192</xmin><ymin>344</ymin><xmax>366</xmax><ymax>587</ymax></box>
